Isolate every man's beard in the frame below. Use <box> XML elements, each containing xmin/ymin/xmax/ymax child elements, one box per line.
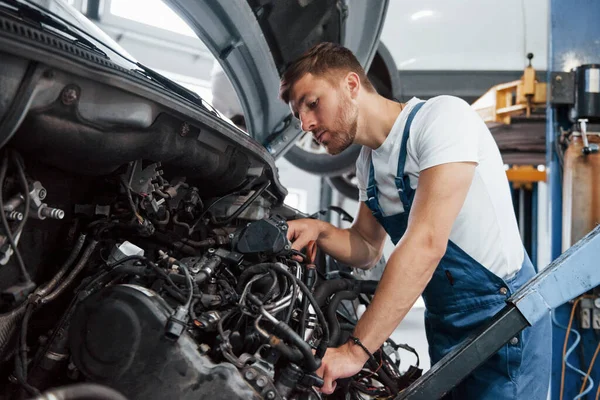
<box><xmin>325</xmin><ymin>97</ymin><xmax>358</xmax><ymax>155</ymax></box>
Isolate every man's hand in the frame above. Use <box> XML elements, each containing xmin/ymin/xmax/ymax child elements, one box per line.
<box><xmin>286</xmin><ymin>219</ymin><xmax>324</xmax><ymax>252</ymax></box>
<box><xmin>316</xmin><ymin>342</ymin><xmax>369</xmax><ymax>394</ymax></box>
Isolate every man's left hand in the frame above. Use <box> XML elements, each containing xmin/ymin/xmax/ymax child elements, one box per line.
<box><xmin>316</xmin><ymin>341</ymin><xmax>370</xmax><ymax>394</ymax></box>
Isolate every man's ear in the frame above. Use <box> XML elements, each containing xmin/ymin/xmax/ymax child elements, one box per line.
<box><xmin>346</xmin><ymin>72</ymin><xmax>361</xmax><ymax>99</ymax></box>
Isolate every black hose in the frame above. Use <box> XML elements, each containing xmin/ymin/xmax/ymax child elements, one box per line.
<box><xmin>272</xmin><ymin>321</ymin><xmax>321</xmax><ymax>372</ymax></box>
<box><xmin>40</xmin><ymin>240</ymin><xmax>99</xmax><ymax>304</ymax></box>
<box><xmin>327</xmin><ymin>291</ymin><xmax>358</xmax><ymax>346</ymax></box>
<box><xmin>36</xmin><ymin>234</ymin><xmax>87</xmax><ymax>297</ymax></box>
<box><xmin>31</xmin><ymin>383</ymin><xmax>127</xmax><ymax>400</ymax></box>
<box><xmin>262</xmin><ymin>270</ymin><xmax>278</xmax><ymax>302</ymax></box>
<box><xmin>299</xmin><ymin>265</ymin><xmax>317</xmax><ymax>336</ymax></box>
<box><xmin>267</xmin><ymin>263</ymin><xmax>329</xmax><ymax>358</ymax></box>
<box><xmin>271</xmin><ymin>339</ymin><xmax>303</xmax><ymax>363</ymax></box>
<box><xmin>236</xmin><ymin>263</ymin><xmax>285</xmax><ymax>294</ymax></box>
<box><xmin>313</xmin><ymin>279</ymin><xmax>378</xmax><ymax>308</ymax></box>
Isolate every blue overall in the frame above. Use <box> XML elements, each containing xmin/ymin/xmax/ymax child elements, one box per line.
<box><xmin>364</xmin><ymin>102</ymin><xmax>552</xmax><ymax>399</ymax></box>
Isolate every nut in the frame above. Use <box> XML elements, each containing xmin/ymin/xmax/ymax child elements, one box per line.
<box><xmin>61</xmin><ymin>86</ymin><xmax>79</xmax><ymax>105</ymax></box>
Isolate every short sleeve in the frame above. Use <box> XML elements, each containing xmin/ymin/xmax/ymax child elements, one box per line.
<box><xmin>355</xmin><ymin>147</ymin><xmax>370</xmax><ymax>202</ymax></box>
<box><xmin>413</xmin><ymin>96</ymin><xmax>481</xmax><ymax>171</ymax></box>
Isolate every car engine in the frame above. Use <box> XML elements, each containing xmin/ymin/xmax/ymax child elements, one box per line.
<box><xmin>0</xmin><ymin>151</ymin><xmax>421</xmax><ymax>400</ymax></box>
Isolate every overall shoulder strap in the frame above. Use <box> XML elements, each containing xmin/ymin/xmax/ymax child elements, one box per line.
<box><xmin>395</xmin><ymin>101</ymin><xmax>426</xmax><ymax>208</ymax></box>
<box><xmin>396</xmin><ymin>101</ymin><xmax>426</xmax><ymax>178</ymax></box>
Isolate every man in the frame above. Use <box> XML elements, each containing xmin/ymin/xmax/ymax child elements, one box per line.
<box><xmin>278</xmin><ymin>42</ymin><xmax>551</xmax><ymax>399</ymax></box>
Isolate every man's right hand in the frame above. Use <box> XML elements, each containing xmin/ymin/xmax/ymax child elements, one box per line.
<box><xmin>286</xmin><ymin>219</ymin><xmax>324</xmax><ymax>253</ymax></box>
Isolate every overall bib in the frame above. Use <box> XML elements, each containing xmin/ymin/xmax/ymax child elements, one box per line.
<box><xmin>364</xmin><ymin>102</ymin><xmax>551</xmax><ymax>399</ymax></box>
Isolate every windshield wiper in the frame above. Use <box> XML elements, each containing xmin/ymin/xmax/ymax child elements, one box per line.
<box><xmin>0</xmin><ymin>0</ymin><xmax>107</xmax><ymax>57</ymax></box>
<box><xmin>133</xmin><ymin>63</ymin><xmax>217</xmax><ymax>115</ymax></box>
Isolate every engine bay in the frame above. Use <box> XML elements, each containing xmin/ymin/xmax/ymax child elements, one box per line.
<box><xmin>0</xmin><ymin>151</ymin><xmax>421</xmax><ymax>399</ymax></box>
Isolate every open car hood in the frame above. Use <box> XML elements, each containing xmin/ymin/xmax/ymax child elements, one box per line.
<box><xmin>166</xmin><ymin>0</ymin><xmax>389</xmax><ymax>158</ymax></box>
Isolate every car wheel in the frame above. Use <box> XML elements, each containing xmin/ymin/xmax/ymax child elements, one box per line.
<box><xmin>326</xmin><ymin>170</ymin><xmax>359</xmax><ymax>201</ymax></box>
<box><xmin>283</xmin><ymin>72</ymin><xmax>392</xmax><ymax>176</ymax></box>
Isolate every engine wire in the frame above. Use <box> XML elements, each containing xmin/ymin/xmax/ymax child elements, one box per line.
<box><xmin>0</xmin><ymin>152</ymin><xmax>32</xmax><ymax>283</ymax></box>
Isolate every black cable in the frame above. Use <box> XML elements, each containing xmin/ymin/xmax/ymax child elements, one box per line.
<box><xmin>0</xmin><ymin>154</ymin><xmax>32</xmax><ymax>283</ymax></box>
<box><xmin>210</xmin><ymin>181</ymin><xmax>271</xmax><ymax>226</ymax></box>
<box><xmin>267</xmin><ymin>263</ymin><xmax>329</xmax><ymax>358</ymax></box>
<box><xmin>175</xmin><ymin>261</ymin><xmax>193</xmax><ymax>309</ymax></box>
<box><xmin>119</xmin><ymin>177</ymin><xmax>139</xmax><ymax>222</ymax></box>
<box><xmin>285</xmin><ymin>273</ymin><xmax>298</xmax><ymax>325</ymax></box>
<box><xmin>19</xmin><ymin>302</ymin><xmax>33</xmax><ymax>380</ymax></box>
<box><xmin>11</xmin><ymin>151</ymin><xmax>30</xmax><ymax>238</ymax></box>
<box><xmin>13</xmin><ymin>302</ymin><xmax>39</xmax><ymax>396</ymax></box>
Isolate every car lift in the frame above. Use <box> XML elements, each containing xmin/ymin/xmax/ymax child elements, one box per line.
<box><xmin>396</xmin><ymin>224</ymin><xmax>600</xmax><ymax>399</ymax></box>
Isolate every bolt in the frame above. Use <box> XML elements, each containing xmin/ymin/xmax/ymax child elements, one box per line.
<box><xmin>266</xmin><ymin>391</ymin><xmax>275</xmax><ymax>399</ymax></box>
<box><xmin>281</xmin><ymin>225</ymin><xmax>287</xmax><ymax>231</ymax></box>
<box><xmin>556</xmin><ymin>75</ymin><xmax>563</xmax><ymax>81</ymax></box>
<box><xmin>256</xmin><ymin>376</ymin><xmax>268</xmax><ymax>388</ymax></box>
<box><xmin>180</xmin><ymin>122</ymin><xmax>190</xmax><ymax>137</ymax></box>
<box><xmin>244</xmin><ymin>370</ymin><xmax>256</xmax><ymax>380</ymax></box>
<box><xmin>6</xmin><ymin>211</ymin><xmax>23</xmax><ymax>221</ymax></box>
<box><xmin>38</xmin><ymin>188</ymin><xmax>47</xmax><ymax>200</ymax></box>
<box><xmin>40</xmin><ymin>206</ymin><xmax>65</xmax><ymax>220</ymax></box>
<box><xmin>284</xmin><ymin>245</ymin><xmax>291</xmax><ymax>250</ymax></box>
<box><xmin>61</xmin><ymin>86</ymin><xmax>79</xmax><ymax>105</ymax></box>
<box><xmin>208</xmin><ymin>248</ymin><xmax>216</xmax><ymax>254</ymax></box>
<box><xmin>229</xmin><ymin>233</ymin><xmax>234</xmax><ymax>239</ymax></box>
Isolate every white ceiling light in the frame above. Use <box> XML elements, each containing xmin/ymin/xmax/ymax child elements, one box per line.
<box><xmin>411</xmin><ymin>10</ymin><xmax>434</xmax><ymax>21</ymax></box>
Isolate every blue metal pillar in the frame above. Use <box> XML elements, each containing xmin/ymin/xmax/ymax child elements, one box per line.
<box><xmin>548</xmin><ymin>1</ymin><xmax>600</xmax><ymax>399</ymax></box>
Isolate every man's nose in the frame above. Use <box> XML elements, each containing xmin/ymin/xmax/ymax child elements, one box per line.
<box><xmin>299</xmin><ymin>112</ymin><xmax>317</xmax><ymax>132</ymax></box>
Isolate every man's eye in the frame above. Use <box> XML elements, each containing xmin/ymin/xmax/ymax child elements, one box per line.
<box><xmin>308</xmin><ymin>99</ymin><xmax>319</xmax><ymax>109</ymax></box>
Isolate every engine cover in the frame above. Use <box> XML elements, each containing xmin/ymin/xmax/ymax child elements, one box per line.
<box><xmin>69</xmin><ymin>285</ymin><xmax>260</xmax><ymax>400</ymax></box>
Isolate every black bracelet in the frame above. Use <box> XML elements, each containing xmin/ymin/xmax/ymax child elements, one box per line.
<box><xmin>348</xmin><ymin>335</ymin><xmax>376</xmax><ymax>361</ymax></box>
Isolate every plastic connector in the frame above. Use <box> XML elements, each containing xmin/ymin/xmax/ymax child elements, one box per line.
<box><xmin>165</xmin><ymin>305</ymin><xmax>189</xmax><ymax>340</ymax></box>
<box><xmin>1</xmin><ymin>281</ymin><xmax>36</xmax><ymax>304</ymax></box>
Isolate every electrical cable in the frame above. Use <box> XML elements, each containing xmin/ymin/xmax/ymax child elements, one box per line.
<box><xmin>175</xmin><ymin>261</ymin><xmax>193</xmax><ymax>309</ymax></box>
<box><xmin>11</xmin><ymin>151</ymin><xmax>30</xmax><ymax>238</ymax></box>
<box><xmin>554</xmin><ymin>298</ymin><xmax>594</xmax><ymax>400</ymax></box>
<box><xmin>580</xmin><ymin>340</ymin><xmax>600</xmax><ymax>395</ymax></box>
<box><xmin>0</xmin><ymin>153</ymin><xmax>32</xmax><ymax>283</ymax></box>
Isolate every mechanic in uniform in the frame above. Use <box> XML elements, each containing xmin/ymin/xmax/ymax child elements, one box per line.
<box><xmin>278</xmin><ymin>42</ymin><xmax>551</xmax><ymax>399</ymax></box>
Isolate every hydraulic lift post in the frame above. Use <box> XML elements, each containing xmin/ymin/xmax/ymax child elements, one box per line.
<box><xmin>396</xmin><ymin>224</ymin><xmax>600</xmax><ymax>399</ymax></box>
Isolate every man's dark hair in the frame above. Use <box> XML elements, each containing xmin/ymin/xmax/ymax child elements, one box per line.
<box><xmin>279</xmin><ymin>42</ymin><xmax>375</xmax><ymax>104</ymax></box>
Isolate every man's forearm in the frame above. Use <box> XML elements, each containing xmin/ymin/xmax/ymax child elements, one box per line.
<box><xmin>316</xmin><ymin>221</ymin><xmax>381</xmax><ymax>269</ymax></box>
<box><xmin>351</xmin><ymin>233</ymin><xmax>445</xmax><ymax>352</ymax></box>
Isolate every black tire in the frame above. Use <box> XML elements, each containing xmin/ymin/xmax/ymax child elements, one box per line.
<box><xmin>326</xmin><ymin>173</ymin><xmax>359</xmax><ymax>201</ymax></box>
<box><xmin>283</xmin><ymin>71</ymin><xmax>391</xmax><ymax>176</ymax></box>
<box><xmin>284</xmin><ymin>144</ymin><xmax>361</xmax><ymax>177</ymax></box>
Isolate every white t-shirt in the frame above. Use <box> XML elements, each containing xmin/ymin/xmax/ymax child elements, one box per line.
<box><xmin>356</xmin><ymin>96</ymin><xmax>523</xmax><ymax>279</ymax></box>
